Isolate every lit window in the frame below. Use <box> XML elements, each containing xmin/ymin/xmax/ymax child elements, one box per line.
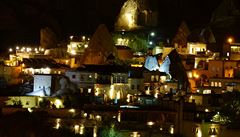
<box><xmin>151</xmin><ymin>75</ymin><xmax>154</xmax><ymax>81</ymax></box>
<box><xmin>227</xmin><ymin>52</ymin><xmax>230</xmax><ymax>57</ymax></box>
<box><xmin>211</xmin><ymin>82</ymin><xmax>214</xmax><ymax>87</ymax></box>
<box><xmin>218</xmin><ymin>82</ymin><xmax>222</xmax><ymax>87</ymax></box>
<box><xmin>215</xmin><ymin>82</ymin><xmax>218</xmax><ymax>87</ymax></box>
<box><xmin>88</xmin><ymin>88</ymin><xmax>91</xmax><ymax>93</ymax></box>
<box><xmin>155</xmin><ymin>75</ymin><xmax>159</xmax><ymax>81</ymax></box>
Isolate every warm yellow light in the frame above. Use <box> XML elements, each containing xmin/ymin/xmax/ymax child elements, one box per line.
<box><xmin>125</xmin><ymin>13</ymin><xmax>134</xmax><ymax>28</ymax></box>
<box><xmin>205</xmin><ymin>108</ymin><xmax>209</xmax><ymax>112</ymax></box>
<box><xmin>196</xmin><ymin>127</ymin><xmax>202</xmax><ymax>137</ymax></box>
<box><xmin>16</xmin><ymin>46</ymin><xmax>19</xmax><ymax>50</ymax></box>
<box><xmin>228</xmin><ymin>37</ymin><xmax>233</xmax><ymax>43</ymax></box>
<box><xmin>70</xmin><ymin>35</ymin><xmax>73</xmax><ymax>40</ymax></box>
<box><xmin>95</xmin><ymin>115</ymin><xmax>101</xmax><ymax>121</ymax></box>
<box><xmin>83</xmin><ymin>113</ymin><xmax>87</xmax><ymax>118</ymax></box>
<box><xmin>82</xmin><ymin>36</ymin><xmax>86</xmax><ymax>41</ymax></box>
<box><xmin>117</xmin><ymin>91</ymin><xmax>121</xmax><ymax>99</ymax></box>
<box><xmin>74</xmin><ymin>125</ymin><xmax>80</xmax><ymax>134</ymax></box>
<box><xmin>132</xmin><ymin>132</ymin><xmax>139</xmax><ymax>137</ymax></box>
<box><xmin>69</xmin><ymin>109</ymin><xmax>75</xmax><ymax>113</ymax></box>
<box><xmin>9</xmin><ymin>48</ymin><xmax>13</xmax><ymax>52</ymax></box>
<box><xmin>93</xmin><ymin>125</ymin><xmax>97</xmax><ymax>137</ymax></box>
<box><xmin>54</xmin><ymin>99</ymin><xmax>63</xmax><ymax>108</ymax></box>
<box><xmin>131</xmin><ymin>64</ymin><xmax>143</xmax><ymax>67</ymax></box>
<box><xmin>147</xmin><ymin>121</ymin><xmax>155</xmax><ymax>126</ymax></box>
<box><xmin>27</xmin><ymin>108</ymin><xmax>33</xmax><ymax>113</ymax></box>
<box><xmin>80</xmin><ymin>124</ymin><xmax>84</xmax><ymax>135</ymax></box>
<box><xmin>118</xmin><ymin>111</ymin><xmax>121</xmax><ymax>122</ymax></box>
<box><xmin>54</xmin><ymin>118</ymin><xmax>61</xmax><ymax>129</ymax></box>
<box><xmin>170</xmin><ymin>125</ymin><xmax>174</xmax><ymax>134</ymax></box>
<box><xmin>109</xmin><ymin>85</ymin><xmax>114</xmax><ymax>99</ymax></box>
<box><xmin>194</xmin><ymin>73</ymin><xmax>199</xmax><ymax>79</ymax></box>
<box><xmin>71</xmin><ymin>50</ymin><xmax>76</xmax><ymax>55</ymax></box>
<box><xmin>84</xmin><ymin>44</ymin><xmax>88</xmax><ymax>48</ymax></box>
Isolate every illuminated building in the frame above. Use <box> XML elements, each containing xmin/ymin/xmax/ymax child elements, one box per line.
<box><xmin>67</xmin><ymin>35</ymin><xmax>90</xmax><ymax>56</ymax></box>
<box><xmin>65</xmin><ymin>65</ymin><xmax>129</xmax><ymax>101</ymax></box>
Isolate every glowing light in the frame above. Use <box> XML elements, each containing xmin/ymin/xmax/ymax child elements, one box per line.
<box><xmin>160</xmin><ymin>76</ymin><xmax>167</xmax><ymax>83</ymax></box>
<box><xmin>169</xmin><ymin>125</ymin><xmax>174</xmax><ymax>134</ymax></box>
<box><xmin>54</xmin><ymin>99</ymin><xmax>63</xmax><ymax>108</ymax></box>
<box><xmin>74</xmin><ymin>125</ymin><xmax>80</xmax><ymax>134</ymax></box>
<box><xmin>117</xmin><ymin>91</ymin><xmax>121</xmax><ymax>99</ymax></box>
<box><xmin>227</xmin><ymin>37</ymin><xmax>233</xmax><ymax>43</ymax></box>
<box><xmin>196</xmin><ymin>127</ymin><xmax>202</xmax><ymax>137</ymax></box>
<box><xmin>70</xmin><ymin>50</ymin><xmax>76</xmax><ymax>55</ymax></box>
<box><xmin>147</xmin><ymin>121</ymin><xmax>155</xmax><ymax>126</ymax></box>
<box><xmin>96</xmin><ymin>115</ymin><xmax>101</xmax><ymax>121</ymax></box>
<box><xmin>132</xmin><ymin>132</ymin><xmax>139</xmax><ymax>137</ymax></box>
<box><xmin>54</xmin><ymin>118</ymin><xmax>61</xmax><ymax>129</ymax></box>
<box><xmin>84</xmin><ymin>44</ymin><xmax>88</xmax><ymax>48</ymax></box>
<box><xmin>16</xmin><ymin>46</ymin><xmax>19</xmax><ymax>50</ymax></box>
<box><xmin>150</xmin><ymin>32</ymin><xmax>155</xmax><ymax>37</ymax></box>
<box><xmin>118</xmin><ymin>111</ymin><xmax>121</xmax><ymax>122</ymax></box>
<box><xmin>127</xmin><ymin>94</ymin><xmax>131</xmax><ymax>102</ymax></box>
<box><xmin>125</xmin><ymin>13</ymin><xmax>134</xmax><ymax>28</ymax></box>
<box><xmin>205</xmin><ymin>108</ymin><xmax>209</xmax><ymax>112</ymax></box>
<box><xmin>69</xmin><ymin>109</ymin><xmax>75</xmax><ymax>113</ymax></box>
<box><xmin>131</xmin><ymin>64</ymin><xmax>143</xmax><ymax>67</ymax></box>
<box><xmin>82</xmin><ymin>36</ymin><xmax>86</xmax><ymax>41</ymax></box>
<box><xmin>38</xmin><ymin>97</ymin><xmax>43</xmax><ymax>102</ymax></box>
<box><xmin>27</xmin><ymin>108</ymin><xmax>33</xmax><ymax>113</ymax></box>
<box><xmin>149</xmin><ymin>41</ymin><xmax>153</xmax><ymax>45</ymax></box>
<box><xmin>194</xmin><ymin>73</ymin><xmax>199</xmax><ymax>79</ymax></box>
<box><xmin>80</xmin><ymin>124</ymin><xmax>84</xmax><ymax>135</ymax></box>
<box><xmin>93</xmin><ymin>125</ymin><xmax>97</xmax><ymax>137</ymax></box>
<box><xmin>9</xmin><ymin>48</ymin><xmax>13</xmax><ymax>52</ymax></box>
<box><xmin>70</xmin><ymin>36</ymin><xmax>73</xmax><ymax>40</ymax></box>
<box><xmin>109</xmin><ymin>85</ymin><xmax>114</xmax><ymax>99</ymax></box>
<box><xmin>116</xmin><ymin>0</ymin><xmax>138</xmax><ymax>30</ymax></box>
<box><xmin>83</xmin><ymin>113</ymin><xmax>87</xmax><ymax>118</ymax></box>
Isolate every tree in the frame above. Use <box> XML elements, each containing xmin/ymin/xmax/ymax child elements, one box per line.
<box><xmin>217</xmin><ymin>91</ymin><xmax>240</xmax><ymax>128</ymax></box>
<box><xmin>100</xmin><ymin>117</ymin><xmax>121</xmax><ymax>137</ymax></box>
<box><xmin>128</xmin><ymin>35</ymin><xmax>147</xmax><ymax>53</ymax></box>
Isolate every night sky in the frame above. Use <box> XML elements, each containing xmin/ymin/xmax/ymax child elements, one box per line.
<box><xmin>0</xmin><ymin>0</ymin><xmax>222</xmax><ymax>51</ymax></box>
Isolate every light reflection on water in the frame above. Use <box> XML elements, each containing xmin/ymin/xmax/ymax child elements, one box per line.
<box><xmin>195</xmin><ymin>123</ymin><xmax>219</xmax><ymax>137</ymax></box>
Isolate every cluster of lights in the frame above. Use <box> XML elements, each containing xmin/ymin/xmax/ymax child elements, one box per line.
<box><xmin>69</xmin><ymin>35</ymin><xmax>90</xmax><ymax>41</ymax></box>
<box><xmin>9</xmin><ymin>46</ymin><xmax>45</xmax><ymax>54</ymax></box>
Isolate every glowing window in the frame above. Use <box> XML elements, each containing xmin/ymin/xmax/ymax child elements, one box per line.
<box><xmin>218</xmin><ymin>82</ymin><xmax>222</xmax><ymax>87</ymax></box>
<box><xmin>211</xmin><ymin>82</ymin><xmax>214</xmax><ymax>87</ymax></box>
<box><xmin>151</xmin><ymin>75</ymin><xmax>154</xmax><ymax>81</ymax></box>
<box><xmin>88</xmin><ymin>88</ymin><xmax>91</xmax><ymax>93</ymax></box>
<box><xmin>214</xmin><ymin>82</ymin><xmax>218</xmax><ymax>87</ymax></box>
<box><xmin>155</xmin><ymin>75</ymin><xmax>159</xmax><ymax>82</ymax></box>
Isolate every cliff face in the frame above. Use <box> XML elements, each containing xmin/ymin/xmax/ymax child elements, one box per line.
<box><xmin>81</xmin><ymin>24</ymin><xmax>118</xmax><ymax>65</ymax></box>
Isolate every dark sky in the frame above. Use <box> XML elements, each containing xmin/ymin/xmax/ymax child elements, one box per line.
<box><xmin>0</xmin><ymin>0</ymin><xmax>222</xmax><ymax>50</ymax></box>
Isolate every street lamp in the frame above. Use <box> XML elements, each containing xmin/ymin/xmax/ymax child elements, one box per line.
<box><xmin>148</xmin><ymin>32</ymin><xmax>155</xmax><ymax>48</ymax></box>
<box><xmin>9</xmin><ymin>48</ymin><xmax>13</xmax><ymax>52</ymax></box>
<box><xmin>147</xmin><ymin>121</ymin><xmax>155</xmax><ymax>137</ymax></box>
<box><xmin>227</xmin><ymin>37</ymin><xmax>234</xmax><ymax>43</ymax></box>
